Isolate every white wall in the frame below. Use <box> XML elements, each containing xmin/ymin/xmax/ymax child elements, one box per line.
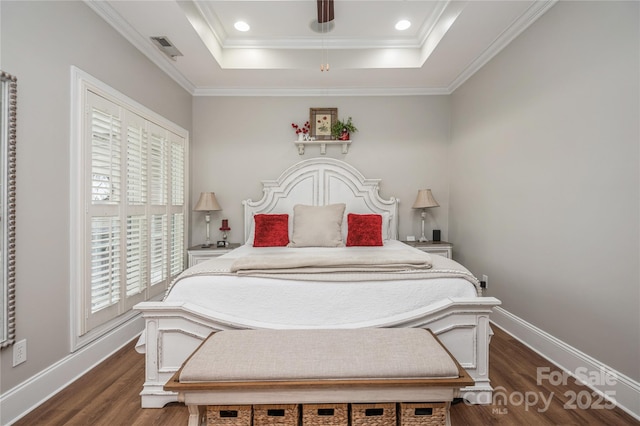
<box><xmin>449</xmin><ymin>1</ymin><xmax>639</xmax><ymax>381</ymax></box>
<box><xmin>191</xmin><ymin>96</ymin><xmax>451</xmax><ymax>246</ymax></box>
<box><xmin>0</xmin><ymin>0</ymin><xmax>192</xmax><ymax>396</ymax></box>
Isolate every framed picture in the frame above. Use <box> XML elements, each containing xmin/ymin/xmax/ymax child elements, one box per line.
<box><xmin>310</xmin><ymin>108</ymin><xmax>337</xmax><ymax>140</ymax></box>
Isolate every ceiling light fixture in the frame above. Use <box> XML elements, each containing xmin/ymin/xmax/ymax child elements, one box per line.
<box><xmin>395</xmin><ymin>20</ymin><xmax>411</xmax><ymax>31</ymax></box>
<box><xmin>234</xmin><ymin>21</ymin><xmax>250</xmax><ymax>32</ymax></box>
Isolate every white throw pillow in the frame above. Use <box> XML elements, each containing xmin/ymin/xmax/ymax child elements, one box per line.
<box><xmin>288</xmin><ymin>203</ymin><xmax>346</xmax><ymax>247</ymax></box>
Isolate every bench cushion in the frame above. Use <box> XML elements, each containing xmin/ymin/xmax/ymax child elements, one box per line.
<box><xmin>179</xmin><ymin>328</ymin><xmax>458</xmax><ymax>383</ymax></box>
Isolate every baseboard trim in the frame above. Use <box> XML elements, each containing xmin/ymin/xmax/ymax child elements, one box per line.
<box><xmin>0</xmin><ymin>315</ymin><xmax>144</xmax><ymax>425</ymax></box>
<box><xmin>491</xmin><ymin>306</ymin><xmax>640</xmax><ymax>420</ymax></box>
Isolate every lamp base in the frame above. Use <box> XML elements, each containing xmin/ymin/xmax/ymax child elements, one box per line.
<box><xmin>419</xmin><ymin>214</ymin><xmax>428</xmax><ymax>242</ymax></box>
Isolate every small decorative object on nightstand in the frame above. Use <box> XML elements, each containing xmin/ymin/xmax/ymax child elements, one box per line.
<box><xmin>412</xmin><ymin>189</ymin><xmax>440</xmax><ymax>242</ymax></box>
<box><xmin>188</xmin><ymin>243</ymin><xmax>241</xmax><ymax>267</ymax></box>
<box><xmin>194</xmin><ymin>192</ymin><xmax>222</xmax><ymax>248</ymax></box>
<box><xmin>403</xmin><ymin>240</ymin><xmax>453</xmax><ymax>259</ymax></box>
<box><xmin>218</xmin><ymin>219</ymin><xmax>231</xmax><ymax>247</ymax></box>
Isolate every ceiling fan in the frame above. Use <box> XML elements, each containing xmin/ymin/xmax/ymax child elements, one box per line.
<box><xmin>317</xmin><ymin>0</ymin><xmax>334</xmax><ymax>23</ymax></box>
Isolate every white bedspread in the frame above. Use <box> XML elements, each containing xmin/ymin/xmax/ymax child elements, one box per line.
<box><xmin>160</xmin><ymin>241</ymin><xmax>479</xmax><ymax>328</ymax></box>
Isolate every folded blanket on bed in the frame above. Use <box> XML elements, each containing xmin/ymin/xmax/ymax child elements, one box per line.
<box><xmin>230</xmin><ymin>248</ymin><xmax>432</xmax><ymax>274</ymax></box>
<box><xmin>164</xmin><ymin>247</ymin><xmax>481</xmax><ymax>299</ymax></box>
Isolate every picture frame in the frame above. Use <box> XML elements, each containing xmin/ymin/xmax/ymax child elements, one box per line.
<box><xmin>309</xmin><ymin>108</ymin><xmax>337</xmax><ymax>140</ymax></box>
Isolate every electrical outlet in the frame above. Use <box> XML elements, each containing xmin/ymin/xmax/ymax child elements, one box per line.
<box><xmin>482</xmin><ymin>275</ymin><xmax>489</xmax><ymax>289</ymax></box>
<box><xmin>406</xmin><ymin>235</ymin><xmax>416</xmax><ymax>242</ymax></box>
<box><xmin>13</xmin><ymin>339</ymin><xmax>26</xmax><ymax>366</ymax></box>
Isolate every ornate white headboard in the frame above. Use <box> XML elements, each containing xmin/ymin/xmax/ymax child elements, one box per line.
<box><xmin>242</xmin><ymin>158</ymin><xmax>399</xmax><ymax>242</ymax></box>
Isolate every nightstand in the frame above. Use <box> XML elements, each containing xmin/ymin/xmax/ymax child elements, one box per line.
<box><xmin>402</xmin><ymin>241</ymin><xmax>453</xmax><ymax>259</ymax></box>
<box><xmin>187</xmin><ymin>243</ymin><xmax>241</xmax><ymax>267</ymax></box>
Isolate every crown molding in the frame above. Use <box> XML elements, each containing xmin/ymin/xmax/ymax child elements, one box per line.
<box><xmin>84</xmin><ymin>0</ymin><xmax>195</xmax><ymax>94</ymax></box>
<box><xmin>447</xmin><ymin>0</ymin><xmax>558</xmax><ymax>93</ymax></box>
<box><xmin>193</xmin><ymin>86</ymin><xmax>450</xmax><ymax>97</ymax></box>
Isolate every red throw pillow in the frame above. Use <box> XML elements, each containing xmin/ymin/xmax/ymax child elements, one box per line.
<box><xmin>253</xmin><ymin>214</ymin><xmax>289</xmax><ymax>247</ymax></box>
<box><xmin>346</xmin><ymin>214</ymin><xmax>383</xmax><ymax>246</ymax></box>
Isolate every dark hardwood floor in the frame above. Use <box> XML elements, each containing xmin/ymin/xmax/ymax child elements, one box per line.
<box><xmin>13</xmin><ymin>325</ymin><xmax>638</xmax><ymax>425</ymax></box>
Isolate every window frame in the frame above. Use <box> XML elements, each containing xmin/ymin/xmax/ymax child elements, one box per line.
<box><xmin>70</xmin><ymin>67</ymin><xmax>189</xmax><ymax>351</ymax></box>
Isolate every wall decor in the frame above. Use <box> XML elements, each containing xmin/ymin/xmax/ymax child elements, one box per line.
<box><xmin>309</xmin><ymin>107</ymin><xmax>337</xmax><ymax>140</ymax></box>
<box><xmin>331</xmin><ymin>116</ymin><xmax>358</xmax><ymax>140</ymax></box>
<box><xmin>0</xmin><ymin>70</ymin><xmax>17</xmax><ymax>349</ymax></box>
<box><xmin>291</xmin><ymin>120</ymin><xmax>311</xmax><ymax>141</ymax></box>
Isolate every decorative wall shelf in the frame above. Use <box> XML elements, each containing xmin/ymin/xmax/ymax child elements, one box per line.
<box><xmin>295</xmin><ymin>140</ymin><xmax>351</xmax><ymax>155</ymax></box>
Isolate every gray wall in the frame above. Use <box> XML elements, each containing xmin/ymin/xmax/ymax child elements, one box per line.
<box><xmin>449</xmin><ymin>1</ymin><xmax>639</xmax><ymax>381</ymax></box>
<box><xmin>1</xmin><ymin>0</ymin><xmax>638</xmax><ymax>419</ymax></box>
<box><xmin>190</xmin><ymin>96</ymin><xmax>451</xmax><ymax>246</ymax></box>
<box><xmin>0</xmin><ymin>0</ymin><xmax>192</xmax><ymax>393</ymax></box>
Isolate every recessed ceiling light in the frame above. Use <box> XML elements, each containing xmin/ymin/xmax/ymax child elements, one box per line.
<box><xmin>234</xmin><ymin>21</ymin><xmax>250</xmax><ymax>32</ymax></box>
<box><xmin>395</xmin><ymin>20</ymin><xmax>411</xmax><ymax>31</ymax></box>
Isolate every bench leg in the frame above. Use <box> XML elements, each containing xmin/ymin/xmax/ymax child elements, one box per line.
<box><xmin>187</xmin><ymin>404</ymin><xmax>205</xmax><ymax>426</ymax></box>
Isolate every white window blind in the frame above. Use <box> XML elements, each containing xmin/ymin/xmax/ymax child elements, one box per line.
<box><xmin>149</xmin><ymin>128</ymin><xmax>168</xmax><ymax>206</ymax></box>
<box><xmin>90</xmin><ymin>99</ymin><xmax>121</xmax><ymax>204</ymax></box>
<box><xmin>171</xmin><ymin>213</ymin><xmax>185</xmax><ymax>277</ymax></box>
<box><xmin>170</xmin><ymin>139</ymin><xmax>186</xmax><ymax>277</ymax></box>
<box><xmin>126</xmin><ymin>114</ymin><xmax>147</xmax><ymax>205</ymax></box>
<box><xmin>90</xmin><ymin>216</ymin><xmax>121</xmax><ymax>314</ymax></box>
<box><xmin>76</xmin><ymin>85</ymin><xmax>188</xmax><ymax>339</ymax></box>
<box><xmin>149</xmin><ymin>213</ymin><xmax>167</xmax><ymax>286</ymax></box>
<box><xmin>171</xmin><ymin>141</ymin><xmax>185</xmax><ymax>206</ymax></box>
<box><xmin>125</xmin><ymin>215</ymin><xmax>147</xmax><ymax>297</ymax></box>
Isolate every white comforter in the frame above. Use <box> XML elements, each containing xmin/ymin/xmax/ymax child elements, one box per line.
<box><xmin>161</xmin><ymin>241</ymin><xmax>479</xmax><ymax>328</ymax></box>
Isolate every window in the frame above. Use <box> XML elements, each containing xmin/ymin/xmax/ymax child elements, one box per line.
<box><xmin>71</xmin><ymin>68</ymin><xmax>188</xmax><ymax>349</ymax></box>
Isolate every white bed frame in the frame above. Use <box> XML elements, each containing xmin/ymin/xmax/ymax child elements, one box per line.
<box><xmin>135</xmin><ymin>158</ymin><xmax>500</xmax><ymax>408</ymax></box>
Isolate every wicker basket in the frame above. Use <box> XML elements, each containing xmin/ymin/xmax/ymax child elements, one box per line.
<box><xmin>206</xmin><ymin>405</ymin><xmax>252</xmax><ymax>426</ymax></box>
<box><xmin>302</xmin><ymin>403</ymin><xmax>349</xmax><ymax>426</ymax></box>
<box><xmin>253</xmin><ymin>404</ymin><xmax>300</xmax><ymax>426</ymax></box>
<box><xmin>398</xmin><ymin>402</ymin><xmax>449</xmax><ymax>426</ymax></box>
<box><xmin>350</xmin><ymin>403</ymin><xmax>396</xmax><ymax>426</ymax></box>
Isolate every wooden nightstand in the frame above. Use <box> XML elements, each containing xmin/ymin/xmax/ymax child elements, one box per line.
<box><xmin>402</xmin><ymin>241</ymin><xmax>453</xmax><ymax>259</ymax></box>
<box><xmin>187</xmin><ymin>243</ymin><xmax>241</xmax><ymax>267</ymax></box>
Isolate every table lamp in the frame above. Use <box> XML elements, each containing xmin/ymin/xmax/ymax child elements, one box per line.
<box><xmin>412</xmin><ymin>189</ymin><xmax>439</xmax><ymax>242</ymax></box>
<box><xmin>194</xmin><ymin>192</ymin><xmax>221</xmax><ymax>248</ymax></box>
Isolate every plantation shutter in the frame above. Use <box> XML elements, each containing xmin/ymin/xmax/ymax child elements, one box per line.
<box><xmin>148</xmin><ymin>124</ymin><xmax>168</xmax><ymax>298</ymax></box>
<box><xmin>123</xmin><ymin>112</ymin><xmax>149</xmax><ymax>310</ymax></box>
<box><xmin>86</xmin><ymin>92</ymin><xmax>123</xmax><ymax>329</ymax></box>
<box><xmin>82</xmin><ymin>90</ymin><xmax>187</xmax><ymax>334</ymax></box>
<box><xmin>170</xmin><ymin>137</ymin><xmax>186</xmax><ymax>277</ymax></box>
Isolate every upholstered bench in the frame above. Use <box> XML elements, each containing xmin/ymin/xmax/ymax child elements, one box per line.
<box><xmin>165</xmin><ymin>328</ymin><xmax>473</xmax><ymax>426</ymax></box>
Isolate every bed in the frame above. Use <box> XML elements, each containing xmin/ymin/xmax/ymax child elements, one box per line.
<box><xmin>134</xmin><ymin>158</ymin><xmax>500</xmax><ymax>408</ymax></box>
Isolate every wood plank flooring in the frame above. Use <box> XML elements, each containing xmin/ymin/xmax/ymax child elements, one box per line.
<box><xmin>13</xmin><ymin>325</ymin><xmax>638</xmax><ymax>425</ymax></box>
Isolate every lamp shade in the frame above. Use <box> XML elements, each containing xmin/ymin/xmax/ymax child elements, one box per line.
<box><xmin>194</xmin><ymin>192</ymin><xmax>222</xmax><ymax>211</ymax></box>
<box><xmin>412</xmin><ymin>189</ymin><xmax>439</xmax><ymax>209</ymax></box>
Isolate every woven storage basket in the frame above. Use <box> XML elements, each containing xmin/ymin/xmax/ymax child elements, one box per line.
<box><xmin>253</xmin><ymin>404</ymin><xmax>300</xmax><ymax>426</ymax></box>
<box><xmin>398</xmin><ymin>402</ymin><xmax>449</xmax><ymax>426</ymax></box>
<box><xmin>302</xmin><ymin>403</ymin><xmax>349</xmax><ymax>426</ymax></box>
<box><xmin>350</xmin><ymin>403</ymin><xmax>396</xmax><ymax>426</ymax></box>
<box><xmin>206</xmin><ymin>405</ymin><xmax>252</xmax><ymax>426</ymax></box>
